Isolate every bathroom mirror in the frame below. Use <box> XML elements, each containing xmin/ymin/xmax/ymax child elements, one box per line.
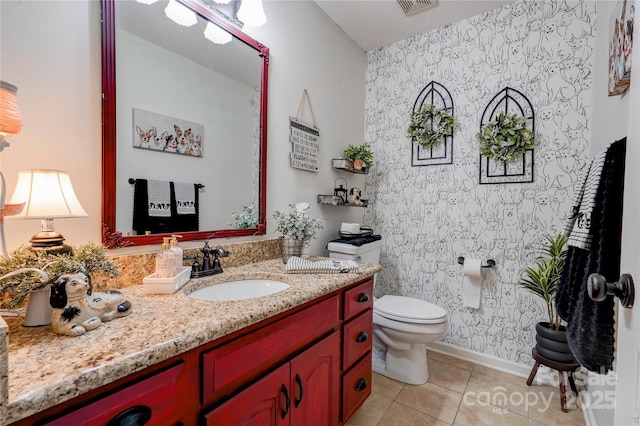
<box><xmin>101</xmin><ymin>0</ymin><xmax>269</xmax><ymax>248</ymax></box>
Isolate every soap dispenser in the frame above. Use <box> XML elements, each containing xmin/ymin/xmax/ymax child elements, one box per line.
<box><xmin>155</xmin><ymin>237</ymin><xmax>176</xmax><ymax>278</ymax></box>
<box><xmin>170</xmin><ymin>234</ymin><xmax>183</xmax><ymax>276</ymax></box>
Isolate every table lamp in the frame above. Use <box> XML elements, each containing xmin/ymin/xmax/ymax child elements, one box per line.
<box><xmin>7</xmin><ymin>169</ymin><xmax>88</xmax><ymax>254</ymax></box>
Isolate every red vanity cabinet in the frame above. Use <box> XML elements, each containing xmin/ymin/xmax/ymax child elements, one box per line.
<box><xmin>340</xmin><ymin>278</ymin><xmax>374</xmax><ymax>422</ymax></box>
<box><xmin>11</xmin><ymin>276</ymin><xmax>375</xmax><ymax>426</ymax></box>
<box><xmin>204</xmin><ymin>331</ymin><xmax>341</xmax><ymax>426</ymax></box>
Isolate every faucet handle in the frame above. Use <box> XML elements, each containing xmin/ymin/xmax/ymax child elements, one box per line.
<box><xmin>216</xmin><ymin>248</ymin><xmax>229</xmax><ymax>257</ymax></box>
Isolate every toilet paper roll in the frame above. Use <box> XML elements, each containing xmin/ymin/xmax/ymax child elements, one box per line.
<box><xmin>462</xmin><ymin>258</ymin><xmax>483</xmax><ymax>309</ymax></box>
<box><xmin>340</xmin><ymin>223</ymin><xmax>361</xmax><ymax>234</ymax></box>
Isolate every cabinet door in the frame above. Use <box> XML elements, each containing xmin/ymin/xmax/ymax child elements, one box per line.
<box><xmin>290</xmin><ymin>332</ymin><xmax>341</xmax><ymax>426</ymax></box>
<box><xmin>204</xmin><ymin>364</ymin><xmax>291</xmax><ymax>426</ymax></box>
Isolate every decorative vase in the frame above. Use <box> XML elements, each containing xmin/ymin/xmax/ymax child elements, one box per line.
<box><xmin>353</xmin><ymin>159</ymin><xmax>364</xmax><ymax>170</ymax></box>
<box><xmin>282</xmin><ymin>236</ymin><xmax>304</xmax><ymax>263</ymax></box>
<box><xmin>534</xmin><ymin>322</ymin><xmax>575</xmax><ymax>362</ymax></box>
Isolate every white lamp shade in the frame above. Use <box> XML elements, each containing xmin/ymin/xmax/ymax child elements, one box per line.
<box><xmin>165</xmin><ymin>0</ymin><xmax>198</xmax><ymax>27</ymax></box>
<box><xmin>237</xmin><ymin>0</ymin><xmax>266</xmax><ymax>27</ymax></box>
<box><xmin>8</xmin><ymin>170</ymin><xmax>88</xmax><ymax>219</ymax></box>
<box><xmin>204</xmin><ymin>22</ymin><xmax>232</xmax><ymax>44</ymax></box>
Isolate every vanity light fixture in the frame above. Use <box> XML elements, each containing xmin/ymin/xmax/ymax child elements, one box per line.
<box><xmin>165</xmin><ymin>0</ymin><xmax>198</xmax><ymax>26</ymax></box>
<box><xmin>237</xmin><ymin>0</ymin><xmax>266</xmax><ymax>27</ymax></box>
<box><xmin>8</xmin><ymin>169</ymin><xmax>88</xmax><ymax>254</ymax></box>
<box><xmin>204</xmin><ymin>21</ymin><xmax>232</xmax><ymax>44</ymax></box>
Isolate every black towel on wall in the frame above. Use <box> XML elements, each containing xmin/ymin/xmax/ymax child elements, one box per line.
<box><xmin>132</xmin><ymin>179</ymin><xmax>200</xmax><ymax>235</ymax></box>
<box><xmin>556</xmin><ymin>138</ymin><xmax>626</xmax><ymax>373</ymax></box>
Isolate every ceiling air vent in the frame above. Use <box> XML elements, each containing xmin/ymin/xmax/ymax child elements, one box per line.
<box><xmin>396</xmin><ymin>0</ymin><xmax>438</xmax><ymax>16</ymax></box>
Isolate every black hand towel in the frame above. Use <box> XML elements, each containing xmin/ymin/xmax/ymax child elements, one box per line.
<box><xmin>556</xmin><ymin>138</ymin><xmax>626</xmax><ymax>373</ymax></box>
<box><xmin>132</xmin><ymin>179</ymin><xmax>174</xmax><ymax>235</ymax></box>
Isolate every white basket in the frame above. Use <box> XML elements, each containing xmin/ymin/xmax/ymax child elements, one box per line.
<box><xmin>142</xmin><ymin>266</ymin><xmax>192</xmax><ymax>294</ymax></box>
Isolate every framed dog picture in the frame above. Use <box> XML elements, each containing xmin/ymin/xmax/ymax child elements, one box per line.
<box><xmin>609</xmin><ymin>0</ymin><xmax>634</xmax><ymax>96</ymax></box>
<box><xmin>132</xmin><ymin>108</ymin><xmax>204</xmax><ymax>157</ymax></box>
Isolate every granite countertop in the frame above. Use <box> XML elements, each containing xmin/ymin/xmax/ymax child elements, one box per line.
<box><xmin>2</xmin><ymin>258</ymin><xmax>381</xmax><ymax>424</ymax></box>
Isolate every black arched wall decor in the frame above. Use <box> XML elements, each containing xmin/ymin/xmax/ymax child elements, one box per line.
<box><xmin>411</xmin><ymin>81</ymin><xmax>454</xmax><ymax>167</ymax></box>
<box><xmin>478</xmin><ymin>87</ymin><xmax>535</xmax><ymax>184</ymax></box>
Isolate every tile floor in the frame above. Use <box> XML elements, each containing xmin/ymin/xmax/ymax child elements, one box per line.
<box><xmin>348</xmin><ymin>351</ymin><xmax>586</xmax><ymax>426</ymax></box>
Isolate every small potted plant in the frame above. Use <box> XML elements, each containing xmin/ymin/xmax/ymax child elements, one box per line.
<box><xmin>477</xmin><ymin>111</ymin><xmax>534</xmax><ymax>162</ymax></box>
<box><xmin>518</xmin><ymin>233</ymin><xmax>574</xmax><ymax>362</ymax></box>
<box><xmin>273</xmin><ymin>204</ymin><xmax>323</xmax><ymax>263</ymax></box>
<box><xmin>406</xmin><ymin>104</ymin><xmax>456</xmax><ymax>148</ymax></box>
<box><xmin>343</xmin><ymin>143</ymin><xmax>374</xmax><ymax>171</ymax></box>
<box><xmin>230</xmin><ymin>204</ymin><xmax>258</xmax><ymax>229</ymax></box>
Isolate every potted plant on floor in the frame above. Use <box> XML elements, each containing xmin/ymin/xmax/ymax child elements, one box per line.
<box><xmin>344</xmin><ymin>143</ymin><xmax>374</xmax><ymax>171</ymax></box>
<box><xmin>518</xmin><ymin>233</ymin><xmax>575</xmax><ymax>362</ymax></box>
<box><xmin>273</xmin><ymin>203</ymin><xmax>323</xmax><ymax>263</ymax></box>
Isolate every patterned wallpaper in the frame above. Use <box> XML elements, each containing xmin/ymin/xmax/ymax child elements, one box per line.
<box><xmin>363</xmin><ymin>0</ymin><xmax>596</xmax><ymax>365</ymax></box>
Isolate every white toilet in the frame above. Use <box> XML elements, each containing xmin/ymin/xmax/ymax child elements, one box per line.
<box><xmin>328</xmin><ymin>239</ymin><xmax>448</xmax><ymax>385</ymax></box>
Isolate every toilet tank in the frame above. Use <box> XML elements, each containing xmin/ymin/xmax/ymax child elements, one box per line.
<box><xmin>327</xmin><ymin>240</ymin><xmax>382</xmax><ymax>264</ymax></box>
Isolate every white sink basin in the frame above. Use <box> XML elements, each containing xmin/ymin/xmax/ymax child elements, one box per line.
<box><xmin>188</xmin><ymin>279</ymin><xmax>290</xmax><ymax>301</ymax></box>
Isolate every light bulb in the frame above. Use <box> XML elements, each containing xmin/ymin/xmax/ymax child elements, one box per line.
<box><xmin>204</xmin><ymin>22</ymin><xmax>232</xmax><ymax>44</ymax></box>
<box><xmin>165</xmin><ymin>0</ymin><xmax>198</xmax><ymax>27</ymax></box>
<box><xmin>237</xmin><ymin>0</ymin><xmax>266</xmax><ymax>27</ymax></box>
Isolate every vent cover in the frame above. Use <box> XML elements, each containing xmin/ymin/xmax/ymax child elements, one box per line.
<box><xmin>396</xmin><ymin>0</ymin><xmax>438</xmax><ymax>16</ymax></box>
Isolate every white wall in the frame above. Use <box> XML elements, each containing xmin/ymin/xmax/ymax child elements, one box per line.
<box><xmin>116</xmin><ymin>29</ymin><xmax>257</xmax><ymax>233</ymax></box>
<box><xmin>0</xmin><ymin>0</ymin><xmax>102</xmax><ymax>251</ymax></box>
<box><xmin>0</xmin><ymin>0</ymin><xmax>366</xmax><ymax>254</ymax></box>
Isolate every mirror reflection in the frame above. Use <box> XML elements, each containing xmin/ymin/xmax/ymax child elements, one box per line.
<box><xmin>103</xmin><ymin>0</ymin><xmax>268</xmax><ymax>246</ymax></box>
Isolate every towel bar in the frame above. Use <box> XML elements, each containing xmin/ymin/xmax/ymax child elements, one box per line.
<box><xmin>128</xmin><ymin>178</ymin><xmax>204</xmax><ymax>189</ymax></box>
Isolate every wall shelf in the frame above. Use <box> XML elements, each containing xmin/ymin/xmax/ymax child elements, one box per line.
<box><xmin>317</xmin><ymin>195</ymin><xmax>368</xmax><ymax>207</ymax></box>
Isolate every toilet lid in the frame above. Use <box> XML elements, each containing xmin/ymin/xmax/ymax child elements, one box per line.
<box><xmin>374</xmin><ymin>295</ymin><xmax>447</xmax><ymax>324</ymax></box>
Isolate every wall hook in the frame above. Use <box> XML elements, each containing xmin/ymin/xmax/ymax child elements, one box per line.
<box><xmin>587</xmin><ymin>273</ymin><xmax>635</xmax><ymax>308</ymax></box>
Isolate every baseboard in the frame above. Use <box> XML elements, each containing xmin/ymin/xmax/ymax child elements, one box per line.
<box><xmin>426</xmin><ymin>340</ymin><xmax>535</xmax><ymax>380</ymax></box>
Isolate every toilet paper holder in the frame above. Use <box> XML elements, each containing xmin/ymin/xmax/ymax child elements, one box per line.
<box><xmin>457</xmin><ymin>257</ymin><xmax>495</xmax><ymax>268</ymax></box>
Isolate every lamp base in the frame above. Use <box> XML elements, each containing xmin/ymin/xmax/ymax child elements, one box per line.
<box><xmin>29</xmin><ymin>230</ymin><xmax>73</xmax><ymax>255</ymax></box>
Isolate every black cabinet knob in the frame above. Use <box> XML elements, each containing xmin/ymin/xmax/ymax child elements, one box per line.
<box><xmin>106</xmin><ymin>405</ymin><xmax>152</xmax><ymax>426</ymax></box>
<box><xmin>355</xmin><ymin>378</ymin><xmax>368</xmax><ymax>392</ymax></box>
<box><xmin>357</xmin><ymin>293</ymin><xmax>369</xmax><ymax>303</ymax></box>
<box><xmin>356</xmin><ymin>331</ymin><xmax>368</xmax><ymax>343</ymax></box>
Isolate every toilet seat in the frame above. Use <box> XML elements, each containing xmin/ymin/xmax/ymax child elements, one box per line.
<box><xmin>374</xmin><ymin>295</ymin><xmax>447</xmax><ymax>324</ymax></box>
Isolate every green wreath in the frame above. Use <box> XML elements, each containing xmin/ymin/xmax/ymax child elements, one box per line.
<box><xmin>477</xmin><ymin>111</ymin><xmax>534</xmax><ymax>162</ymax></box>
<box><xmin>406</xmin><ymin>104</ymin><xmax>456</xmax><ymax>148</ymax></box>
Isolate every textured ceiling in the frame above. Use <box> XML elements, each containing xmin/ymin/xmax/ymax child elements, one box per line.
<box><xmin>314</xmin><ymin>0</ymin><xmax>512</xmax><ymax>51</ymax></box>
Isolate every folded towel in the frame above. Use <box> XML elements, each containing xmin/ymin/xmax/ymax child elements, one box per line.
<box><xmin>147</xmin><ymin>179</ymin><xmax>171</xmax><ymax>217</ymax></box>
<box><xmin>286</xmin><ymin>257</ymin><xmax>362</xmax><ymax>274</ymax></box>
<box><xmin>174</xmin><ymin>181</ymin><xmax>196</xmax><ymax>215</ymax></box>
<box><xmin>329</xmin><ymin>235</ymin><xmax>382</xmax><ymax>247</ymax></box>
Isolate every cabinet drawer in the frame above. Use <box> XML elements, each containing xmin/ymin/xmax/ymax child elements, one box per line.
<box><xmin>45</xmin><ymin>363</ymin><xmax>185</xmax><ymax>426</ymax></box>
<box><xmin>342</xmin><ymin>352</ymin><xmax>372</xmax><ymax>423</ymax></box>
<box><xmin>343</xmin><ymin>279</ymin><xmax>373</xmax><ymax>321</ymax></box>
<box><xmin>343</xmin><ymin>309</ymin><xmax>373</xmax><ymax>370</ymax></box>
<box><xmin>202</xmin><ymin>295</ymin><xmax>340</xmax><ymax>404</ymax></box>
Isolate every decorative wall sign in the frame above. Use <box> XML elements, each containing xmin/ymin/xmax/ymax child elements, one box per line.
<box><xmin>289</xmin><ymin>90</ymin><xmax>319</xmax><ymax>172</ymax></box>
<box><xmin>608</xmin><ymin>0</ymin><xmax>634</xmax><ymax>96</ymax></box>
<box><xmin>479</xmin><ymin>87</ymin><xmax>534</xmax><ymax>184</ymax></box>
<box><xmin>132</xmin><ymin>108</ymin><xmax>203</xmax><ymax>157</ymax></box>
<box><xmin>410</xmin><ymin>81</ymin><xmax>454</xmax><ymax>166</ymax></box>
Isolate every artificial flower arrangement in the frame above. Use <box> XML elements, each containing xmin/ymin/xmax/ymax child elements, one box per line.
<box><xmin>273</xmin><ymin>203</ymin><xmax>323</xmax><ymax>241</ymax></box>
<box><xmin>477</xmin><ymin>111</ymin><xmax>534</xmax><ymax>162</ymax></box>
<box><xmin>406</xmin><ymin>104</ymin><xmax>457</xmax><ymax>148</ymax></box>
<box><xmin>0</xmin><ymin>242</ymin><xmax>119</xmax><ymax>309</ymax></box>
<box><xmin>230</xmin><ymin>204</ymin><xmax>258</xmax><ymax>229</ymax></box>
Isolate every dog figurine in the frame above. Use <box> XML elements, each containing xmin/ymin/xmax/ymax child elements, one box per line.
<box><xmin>347</xmin><ymin>187</ymin><xmax>364</xmax><ymax>206</ymax></box>
<box><xmin>50</xmin><ymin>273</ymin><xmax>132</xmax><ymax>336</ymax></box>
